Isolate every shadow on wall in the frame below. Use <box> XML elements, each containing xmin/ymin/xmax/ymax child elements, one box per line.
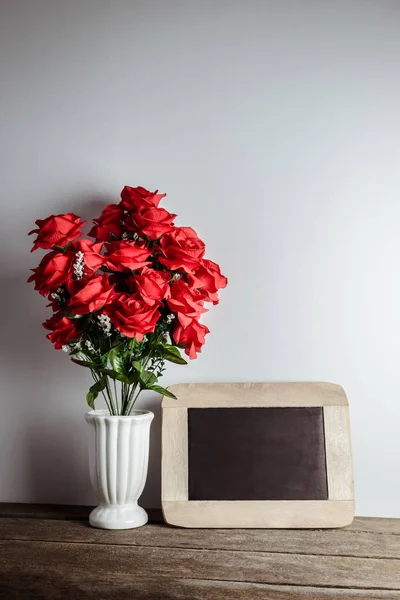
<box><xmin>0</xmin><ymin>272</ymin><xmax>162</xmax><ymax>508</ymax></box>
<box><xmin>0</xmin><ymin>191</ymin><xmax>165</xmax><ymax>506</ymax></box>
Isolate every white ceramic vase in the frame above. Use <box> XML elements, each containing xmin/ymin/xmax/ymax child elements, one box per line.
<box><xmin>85</xmin><ymin>409</ymin><xmax>154</xmax><ymax>529</ymax></box>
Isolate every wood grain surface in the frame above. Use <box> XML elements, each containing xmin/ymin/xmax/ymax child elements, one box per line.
<box><xmin>324</xmin><ymin>406</ymin><xmax>354</xmax><ymax>500</ymax></box>
<box><xmin>161</xmin><ymin>407</ymin><xmax>188</xmax><ymax>501</ymax></box>
<box><xmin>164</xmin><ymin>381</ymin><xmax>349</xmax><ymax>407</ymax></box>
<box><xmin>0</xmin><ymin>504</ymin><xmax>399</xmax><ymax>599</ymax></box>
<box><xmin>163</xmin><ymin>500</ymin><xmax>355</xmax><ymax>528</ymax></box>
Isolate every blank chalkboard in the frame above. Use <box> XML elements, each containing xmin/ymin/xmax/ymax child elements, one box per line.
<box><xmin>188</xmin><ymin>407</ymin><xmax>328</xmax><ymax>501</ymax></box>
<box><xmin>161</xmin><ymin>382</ymin><xmax>354</xmax><ymax>528</ymax></box>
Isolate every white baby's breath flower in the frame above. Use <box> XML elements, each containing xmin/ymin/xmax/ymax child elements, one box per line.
<box><xmin>121</xmin><ymin>231</ymin><xmax>141</xmax><ymax>242</ymax></box>
<box><xmin>73</xmin><ymin>251</ymin><xmax>85</xmax><ymax>279</ymax></box>
<box><xmin>97</xmin><ymin>314</ymin><xmax>112</xmax><ymax>337</ymax></box>
<box><xmin>62</xmin><ymin>345</ymin><xmax>69</xmax><ymax>353</ymax></box>
<box><xmin>166</xmin><ymin>314</ymin><xmax>175</xmax><ymax>324</ymax></box>
<box><xmin>50</xmin><ymin>287</ymin><xmax>64</xmax><ymax>302</ymax></box>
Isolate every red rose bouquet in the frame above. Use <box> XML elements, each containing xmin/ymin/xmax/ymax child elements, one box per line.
<box><xmin>28</xmin><ymin>186</ymin><xmax>227</xmax><ymax>415</ymax></box>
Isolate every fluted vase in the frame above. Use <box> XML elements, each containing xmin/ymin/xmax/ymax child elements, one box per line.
<box><xmin>85</xmin><ymin>409</ymin><xmax>154</xmax><ymax>529</ymax></box>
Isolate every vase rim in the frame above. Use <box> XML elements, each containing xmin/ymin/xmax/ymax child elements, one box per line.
<box><xmin>85</xmin><ymin>409</ymin><xmax>154</xmax><ymax>420</ymax></box>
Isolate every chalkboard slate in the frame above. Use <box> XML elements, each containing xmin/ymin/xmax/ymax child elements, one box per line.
<box><xmin>161</xmin><ymin>382</ymin><xmax>354</xmax><ymax>528</ymax></box>
<box><xmin>188</xmin><ymin>407</ymin><xmax>328</xmax><ymax>501</ymax></box>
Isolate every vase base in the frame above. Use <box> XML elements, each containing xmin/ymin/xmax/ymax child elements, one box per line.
<box><xmin>89</xmin><ymin>504</ymin><xmax>148</xmax><ymax>530</ymax></box>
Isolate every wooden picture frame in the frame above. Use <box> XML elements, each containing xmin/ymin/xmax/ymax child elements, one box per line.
<box><xmin>161</xmin><ymin>382</ymin><xmax>354</xmax><ymax>528</ymax></box>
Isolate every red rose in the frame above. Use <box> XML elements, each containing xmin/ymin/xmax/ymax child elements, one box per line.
<box><xmin>68</xmin><ymin>239</ymin><xmax>106</xmax><ymax>273</ymax></box>
<box><xmin>28</xmin><ymin>251</ymin><xmax>71</xmax><ymax>296</ymax></box>
<box><xmin>29</xmin><ymin>213</ymin><xmax>87</xmax><ymax>252</ymax></box>
<box><xmin>88</xmin><ymin>204</ymin><xmax>124</xmax><ymax>242</ymax></box>
<box><xmin>128</xmin><ymin>267</ymin><xmax>170</xmax><ymax>306</ymax></box>
<box><xmin>188</xmin><ymin>259</ymin><xmax>228</xmax><ymax>304</ymax></box>
<box><xmin>120</xmin><ymin>186</ymin><xmax>166</xmax><ymax>213</ymax></box>
<box><xmin>68</xmin><ymin>274</ymin><xmax>115</xmax><ymax>314</ymax></box>
<box><xmin>28</xmin><ymin>240</ymin><xmax>107</xmax><ymax>297</ymax></box>
<box><xmin>159</xmin><ymin>227</ymin><xmax>205</xmax><ymax>273</ymax></box>
<box><xmin>105</xmin><ymin>241</ymin><xmax>151</xmax><ymax>272</ymax></box>
<box><xmin>43</xmin><ymin>313</ymin><xmax>81</xmax><ymax>349</ymax></box>
<box><xmin>167</xmin><ymin>279</ymin><xmax>207</xmax><ymax>328</ymax></box>
<box><xmin>126</xmin><ymin>207</ymin><xmax>176</xmax><ymax>240</ymax></box>
<box><xmin>104</xmin><ymin>292</ymin><xmax>160</xmax><ymax>340</ymax></box>
<box><xmin>173</xmin><ymin>320</ymin><xmax>210</xmax><ymax>359</ymax></box>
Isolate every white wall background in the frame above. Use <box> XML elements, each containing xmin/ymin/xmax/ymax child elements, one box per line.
<box><xmin>0</xmin><ymin>0</ymin><xmax>399</xmax><ymax>516</ymax></box>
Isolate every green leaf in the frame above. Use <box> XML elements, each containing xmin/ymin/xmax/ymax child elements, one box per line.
<box><xmin>86</xmin><ymin>391</ymin><xmax>96</xmax><ymax>409</ymax></box>
<box><xmin>91</xmin><ymin>378</ymin><xmax>107</xmax><ymax>394</ymax></box>
<box><xmin>116</xmin><ymin>371</ymin><xmax>140</xmax><ymax>385</ymax></box>
<box><xmin>54</xmin><ymin>242</ymin><xmax>71</xmax><ymax>252</ymax></box>
<box><xmin>108</xmin><ymin>348</ymin><xmax>125</xmax><ymax>374</ymax></box>
<box><xmin>111</xmin><ymin>340</ymin><xmax>125</xmax><ymax>349</ymax></box>
<box><xmin>140</xmin><ymin>371</ymin><xmax>157</xmax><ymax>388</ymax></box>
<box><xmin>163</xmin><ymin>348</ymin><xmax>187</xmax><ymax>365</ymax></box>
<box><xmin>149</xmin><ymin>385</ymin><xmax>177</xmax><ymax>399</ymax></box>
<box><xmin>132</xmin><ymin>360</ymin><xmax>144</xmax><ymax>373</ymax></box>
<box><xmin>128</xmin><ymin>372</ymin><xmax>141</xmax><ymax>384</ymax></box>
<box><xmin>162</xmin><ymin>343</ymin><xmax>180</xmax><ymax>352</ymax></box>
<box><xmin>65</xmin><ymin>311</ymin><xmax>86</xmax><ymax>319</ymax></box>
<box><xmin>95</xmin><ymin>367</ymin><xmax>138</xmax><ymax>385</ymax></box>
<box><xmin>86</xmin><ymin>377</ymin><xmax>106</xmax><ymax>408</ymax></box>
<box><xmin>71</xmin><ymin>358</ymin><xmax>98</xmax><ymax>369</ymax></box>
<box><xmin>155</xmin><ymin>343</ymin><xmax>188</xmax><ymax>365</ymax></box>
<box><xmin>72</xmin><ymin>360</ymin><xmax>116</xmax><ymax>382</ymax></box>
<box><xmin>99</xmin><ymin>368</ymin><xmax>117</xmax><ymax>379</ymax></box>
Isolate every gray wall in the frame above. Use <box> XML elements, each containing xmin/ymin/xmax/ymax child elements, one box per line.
<box><xmin>0</xmin><ymin>0</ymin><xmax>399</xmax><ymax>515</ymax></box>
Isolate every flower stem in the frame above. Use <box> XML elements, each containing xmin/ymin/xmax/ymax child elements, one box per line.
<box><xmin>100</xmin><ymin>390</ymin><xmax>113</xmax><ymax>415</ymax></box>
<box><xmin>105</xmin><ymin>377</ymin><xmax>117</xmax><ymax>415</ymax></box>
<box><xmin>125</xmin><ymin>384</ymin><xmax>142</xmax><ymax>416</ymax></box>
<box><xmin>121</xmin><ymin>382</ymin><xmax>128</xmax><ymax>415</ymax></box>
<box><xmin>113</xmin><ymin>377</ymin><xmax>119</xmax><ymax>414</ymax></box>
<box><xmin>121</xmin><ymin>382</ymin><xmax>135</xmax><ymax>415</ymax></box>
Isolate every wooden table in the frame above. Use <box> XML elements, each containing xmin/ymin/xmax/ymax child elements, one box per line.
<box><xmin>0</xmin><ymin>504</ymin><xmax>399</xmax><ymax>599</ymax></box>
